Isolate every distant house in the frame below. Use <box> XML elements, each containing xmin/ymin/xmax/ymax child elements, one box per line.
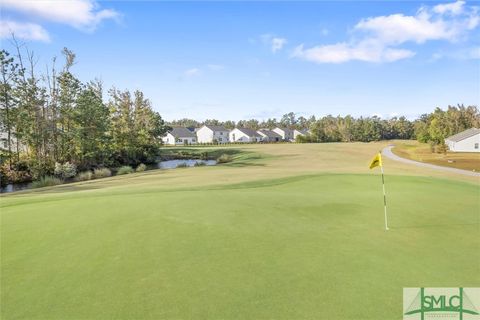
<box><xmin>445</xmin><ymin>128</ymin><xmax>480</xmax><ymax>152</ymax></box>
<box><xmin>272</xmin><ymin>127</ymin><xmax>294</xmax><ymax>141</ymax></box>
<box><xmin>162</xmin><ymin>127</ymin><xmax>197</xmax><ymax>145</ymax></box>
<box><xmin>196</xmin><ymin>125</ymin><xmax>229</xmax><ymax>144</ymax></box>
<box><xmin>229</xmin><ymin>128</ymin><xmax>262</xmax><ymax>143</ymax></box>
<box><xmin>257</xmin><ymin>129</ymin><xmax>282</xmax><ymax>142</ymax></box>
<box><xmin>293</xmin><ymin>129</ymin><xmax>310</xmax><ymax>140</ymax></box>
<box><xmin>0</xmin><ymin>131</ymin><xmax>9</xmax><ymax>151</ymax></box>
<box><xmin>0</xmin><ymin>131</ymin><xmax>26</xmax><ymax>152</ymax></box>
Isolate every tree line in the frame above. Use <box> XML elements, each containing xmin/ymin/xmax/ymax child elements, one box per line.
<box><xmin>168</xmin><ymin>106</ymin><xmax>479</xmax><ymax>144</ymax></box>
<box><xmin>0</xmin><ymin>41</ymin><xmax>168</xmax><ymax>186</ymax></box>
<box><xmin>414</xmin><ymin>105</ymin><xmax>480</xmax><ymax>152</ymax></box>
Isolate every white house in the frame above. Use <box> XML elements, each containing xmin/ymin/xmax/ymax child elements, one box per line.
<box><xmin>0</xmin><ymin>131</ymin><xmax>10</xmax><ymax>151</ymax></box>
<box><xmin>0</xmin><ymin>131</ymin><xmax>26</xmax><ymax>152</ymax></box>
<box><xmin>257</xmin><ymin>129</ymin><xmax>282</xmax><ymax>142</ymax></box>
<box><xmin>162</xmin><ymin>127</ymin><xmax>197</xmax><ymax>145</ymax></box>
<box><xmin>229</xmin><ymin>128</ymin><xmax>262</xmax><ymax>143</ymax></box>
<box><xmin>196</xmin><ymin>125</ymin><xmax>230</xmax><ymax>144</ymax></box>
<box><xmin>293</xmin><ymin>129</ymin><xmax>310</xmax><ymax>140</ymax></box>
<box><xmin>445</xmin><ymin>128</ymin><xmax>480</xmax><ymax>152</ymax></box>
<box><xmin>272</xmin><ymin>127</ymin><xmax>294</xmax><ymax>141</ymax></box>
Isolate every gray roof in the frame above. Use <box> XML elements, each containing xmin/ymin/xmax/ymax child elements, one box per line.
<box><xmin>294</xmin><ymin>129</ymin><xmax>309</xmax><ymax>135</ymax></box>
<box><xmin>170</xmin><ymin>127</ymin><xmax>196</xmax><ymax>138</ymax></box>
<box><xmin>445</xmin><ymin>128</ymin><xmax>480</xmax><ymax>142</ymax></box>
<box><xmin>237</xmin><ymin>128</ymin><xmax>262</xmax><ymax>137</ymax></box>
<box><xmin>203</xmin><ymin>125</ymin><xmax>228</xmax><ymax>132</ymax></box>
<box><xmin>257</xmin><ymin>129</ymin><xmax>282</xmax><ymax>138</ymax></box>
<box><xmin>275</xmin><ymin>127</ymin><xmax>293</xmax><ymax>134</ymax></box>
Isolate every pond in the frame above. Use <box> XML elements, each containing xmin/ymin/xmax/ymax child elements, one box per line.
<box><xmin>0</xmin><ymin>181</ymin><xmax>33</xmax><ymax>194</ymax></box>
<box><xmin>158</xmin><ymin>159</ymin><xmax>217</xmax><ymax>169</ymax></box>
<box><xmin>0</xmin><ymin>159</ymin><xmax>217</xmax><ymax>194</ymax></box>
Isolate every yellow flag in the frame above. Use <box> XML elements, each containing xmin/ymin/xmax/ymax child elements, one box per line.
<box><xmin>369</xmin><ymin>153</ymin><xmax>382</xmax><ymax>169</ymax></box>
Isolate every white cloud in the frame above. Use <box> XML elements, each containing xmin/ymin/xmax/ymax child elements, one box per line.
<box><xmin>271</xmin><ymin>37</ymin><xmax>287</xmax><ymax>53</ymax></box>
<box><xmin>293</xmin><ymin>1</ymin><xmax>479</xmax><ymax>64</ymax></box>
<box><xmin>0</xmin><ymin>20</ymin><xmax>50</xmax><ymax>42</ymax></box>
<box><xmin>292</xmin><ymin>40</ymin><xmax>415</xmax><ymax>63</ymax></box>
<box><xmin>433</xmin><ymin>1</ymin><xmax>465</xmax><ymax>15</ymax></box>
<box><xmin>184</xmin><ymin>68</ymin><xmax>201</xmax><ymax>77</ymax></box>
<box><xmin>260</xmin><ymin>34</ymin><xmax>287</xmax><ymax>53</ymax></box>
<box><xmin>354</xmin><ymin>13</ymin><xmax>455</xmax><ymax>44</ymax></box>
<box><xmin>0</xmin><ymin>0</ymin><xmax>119</xmax><ymax>32</ymax></box>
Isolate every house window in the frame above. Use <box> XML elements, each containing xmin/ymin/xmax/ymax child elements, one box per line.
<box><xmin>475</xmin><ymin>143</ymin><xmax>479</xmax><ymax>149</ymax></box>
<box><xmin>220</xmin><ymin>132</ymin><xmax>223</xmax><ymax>135</ymax></box>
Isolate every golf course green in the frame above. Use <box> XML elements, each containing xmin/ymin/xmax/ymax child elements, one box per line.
<box><xmin>1</xmin><ymin>142</ymin><xmax>479</xmax><ymax>319</ymax></box>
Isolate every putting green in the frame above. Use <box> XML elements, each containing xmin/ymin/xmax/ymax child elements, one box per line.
<box><xmin>1</xmin><ymin>143</ymin><xmax>479</xmax><ymax>319</ymax></box>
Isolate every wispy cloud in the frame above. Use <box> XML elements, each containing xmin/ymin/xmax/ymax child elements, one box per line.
<box><xmin>293</xmin><ymin>40</ymin><xmax>415</xmax><ymax>64</ymax></box>
<box><xmin>0</xmin><ymin>20</ymin><xmax>50</xmax><ymax>42</ymax></box>
<box><xmin>293</xmin><ymin>1</ymin><xmax>479</xmax><ymax>64</ymax></box>
<box><xmin>260</xmin><ymin>34</ymin><xmax>287</xmax><ymax>53</ymax></box>
<box><xmin>184</xmin><ymin>68</ymin><xmax>201</xmax><ymax>77</ymax></box>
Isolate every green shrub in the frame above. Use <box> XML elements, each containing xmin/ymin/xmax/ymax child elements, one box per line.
<box><xmin>75</xmin><ymin>171</ymin><xmax>93</xmax><ymax>182</ymax></box>
<box><xmin>217</xmin><ymin>154</ymin><xmax>233</xmax><ymax>164</ymax></box>
<box><xmin>117</xmin><ymin>166</ymin><xmax>134</xmax><ymax>175</ymax></box>
<box><xmin>31</xmin><ymin>176</ymin><xmax>62</xmax><ymax>188</ymax></box>
<box><xmin>136</xmin><ymin>163</ymin><xmax>147</xmax><ymax>172</ymax></box>
<box><xmin>93</xmin><ymin>168</ymin><xmax>112</xmax><ymax>179</ymax></box>
<box><xmin>54</xmin><ymin>162</ymin><xmax>77</xmax><ymax>179</ymax></box>
<box><xmin>176</xmin><ymin>162</ymin><xmax>188</xmax><ymax>168</ymax></box>
<box><xmin>194</xmin><ymin>161</ymin><xmax>206</xmax><ymax>167</ymax></box>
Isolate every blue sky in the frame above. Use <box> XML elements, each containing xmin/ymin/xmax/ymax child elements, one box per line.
<box><xmin>1</xmin><ymin>1</ymin><xmax>479</xmax><ymax>121</ymax></box>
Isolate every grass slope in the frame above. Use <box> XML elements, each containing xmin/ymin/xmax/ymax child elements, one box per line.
<box><xmin>1</xmin><ymin>143</ymin><xmax>479</xmax><ymax>319</ymax></box>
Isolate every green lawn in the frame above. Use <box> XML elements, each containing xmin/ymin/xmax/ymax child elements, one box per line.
<box><xmin>1</xmin><ymin>143</ymin><xmax>479</xmax><ymax>319</ymax></box>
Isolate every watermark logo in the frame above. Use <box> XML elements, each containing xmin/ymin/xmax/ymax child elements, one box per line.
<box><xmin>404</xmin><ymin>288</ymin><xmax>480</xmax><ymax>320</ymax></box>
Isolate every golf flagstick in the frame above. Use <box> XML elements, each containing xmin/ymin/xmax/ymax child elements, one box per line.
<box><xmin>369</xmin><ymin>152</ymin><xmax>389</xmax><ymax>231</ymax></box>
<box><xmin>380</xmin><ymin>162</ymin><xmax>389</xmax><ymax>231</ymax></box>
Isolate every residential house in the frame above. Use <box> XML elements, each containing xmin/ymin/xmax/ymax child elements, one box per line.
<box><xmin>162</xmin><ymin>127</ymin><xmax>197</xmax><ymax>145</ymax></box>
<box><xmin>445</xmin><ymin>128</ymin><xmax>480</xmax><ymax>152</ymax></box>
<box><xmin>272</xmin><ymin>127</ymin><xmax>294</xmax><ymax>141</ymax></box>
<box><xmin>196</xmin><ymin>125</ymin><xmax>230</xmax><ymax>144</ymax></box>
<box><xmin>229</xmin><ymin>128</ymin><xmax>262</xmax><ymax>143</ymax></box>
<box><xmin>257</xmin><ymin>129</ymin><xmax>282</xmax><ymax>142</ymax></box>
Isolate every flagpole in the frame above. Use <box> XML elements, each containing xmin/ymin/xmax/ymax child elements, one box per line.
<box><xmin>380</xmin><ymin>162</ymin><xmax>389</xmax><ymax>231</ymax></box>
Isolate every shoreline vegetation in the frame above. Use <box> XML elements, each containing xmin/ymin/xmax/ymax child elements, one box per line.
<box><xmin>1</xmin><ymin>148</ymin><xmax>237</xmax><ymax>193</ymax></box>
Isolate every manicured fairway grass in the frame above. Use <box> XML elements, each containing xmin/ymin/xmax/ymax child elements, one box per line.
<box><xmin>1</xmin><ymin>143</ymin><xmax>479</xmax><ymax>319</ymax></box>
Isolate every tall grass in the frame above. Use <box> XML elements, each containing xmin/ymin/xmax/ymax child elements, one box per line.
<box><xmin>31</xmin><ymin>176</ymin><xmax>63</xmax><ymax>188</ymax></box>
<box><xmin>93</xmin><ymin>168</ymin><xmax>112</xmax><ymax>179</ymax></box>
<box><xmin>217</xmin><ymin>154</ymin><xmax>233</xmax><ymax>164</ymax></box>
<box><xmin>136</xmin><ymin>163</ymin><xmax>147</xmax><ymax>172</ymax></box>
<box><xmin>117</xmin><ymin>166</ymin><xmax>134</xmax><ymax>175</ymax></box>
<box><xmin>75</xmin><ymin>171</ymin><xmax>93</xmax><ymax>182</ymax></box>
